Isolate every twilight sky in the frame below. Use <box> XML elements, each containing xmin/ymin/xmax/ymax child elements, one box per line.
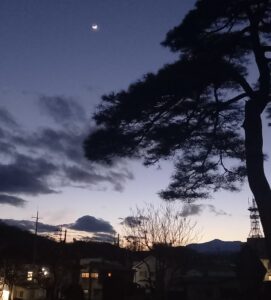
<box><xmin>0</xmin><ymin>0</ymin><xmax>270</xmax><ymax>243</ymax></box>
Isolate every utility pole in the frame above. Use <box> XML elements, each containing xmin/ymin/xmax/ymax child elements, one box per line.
<box><xmin>32</xmin><ymin>210</ymin><xmax>42</xmax><ymax>264</ymax></box>
<box><xmin>54</xmin><ymin>226</ymin><xmax>68</xmax><ymax>243</ymax></box>
<box><xmin>63</xmin><ymin>229</ymin><xmax>67</xmax><ymax>244</ymax></box>
<box><xmin>116</xmin><ymin>234</ymin><xmax>120</xmax><ymax>247</ymax></box>
<box><xmin>32</xmin><ymin>211</ymin><xmax>40</xmax><ymax>236</ymax></box>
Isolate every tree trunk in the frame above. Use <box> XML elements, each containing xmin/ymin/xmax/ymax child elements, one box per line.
<box><xmin>244</xmin><ymin>100</ymin><xmax>271</xmax><ymax>259</ymax></box>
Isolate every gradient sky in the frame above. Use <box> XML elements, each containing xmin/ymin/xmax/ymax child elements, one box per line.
<box><xmin>0</xmin><ymin>0</ymin><xmax>270</xmax><ymax>243</ymax></box>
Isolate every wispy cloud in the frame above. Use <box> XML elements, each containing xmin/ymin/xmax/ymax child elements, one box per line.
<box><xmin>39</xmin><ymin>95</ymin><xmax>87</xmax><ymax>126</ymax></box>
<box><xmin>0</xmin><ymin>107</ymin><xmax>18</xmax><ymax>128</ymax></box>
<box><xmin>0</xmin><ymin>96</ymin><xmax>134</xmax><ymax>206</ymax></box>
<box><xmin>0</xmin><ymin>194</ymin><xmax>26</xmax><ymax>207</ymax></box>
<box><xmin>82</xmin><ymin>232</ymin><xmax>116</xmax><ymax>243</ymax></box>
<box><xmin>179</xmin><ymin>204</ymin><xmax>230</xmax><ymax>217</ymax></box>
<box><xmin>120</xmin><ymin>216</ymin><xmax>147</xmax><ymax>228</ymax></box>
<box><xmin>179</xmin><ymin>204</ymin><xmax>204</xmax><ymax>217</ymax></box>
<box><xmin>207</xmin><ymin>204</ymin><xmax>231</xmax><ymax>216</ymax></box>
<box><xmin>0</xmin><ymin>219</ymin><xmax>59</xmax><ymax>233</ymax></box>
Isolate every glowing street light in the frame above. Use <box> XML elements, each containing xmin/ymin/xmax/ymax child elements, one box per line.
<box><xmin>2</xmin><ymin>285</ymin><xmax>10</xmax><ymax>300</ymax></box>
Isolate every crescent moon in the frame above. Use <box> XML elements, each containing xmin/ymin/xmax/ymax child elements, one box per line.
<box><xmin>91</xmin><ymin>24</ymin><xmax>99</xmax><ymax>31</ymax></box>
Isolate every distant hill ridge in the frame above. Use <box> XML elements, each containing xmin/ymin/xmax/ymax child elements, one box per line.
<box><xmin>0</xmin><ymin>222</ymin><xmax>243</xmax><ymax>257</ymax></box>
<box><xmin>0</xmin><ymin>222</ymin><xmax>127</xmax><ymax>263</ymax></box>
<box><xmin>187</xmin><ymin>239</ymin><xmax>243</xmax><ymax>253</ymax></box>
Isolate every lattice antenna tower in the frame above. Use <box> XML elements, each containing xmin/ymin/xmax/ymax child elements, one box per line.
<box><xmin>248</xmin><ymin>198</ymin><xmax>263</xmax><ymax>238</ymax></box>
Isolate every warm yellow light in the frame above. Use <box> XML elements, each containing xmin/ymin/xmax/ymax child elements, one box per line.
<box><xmin>90</xmin><ymin>272</ymin><xmax>99</xmax><ymax>279</ymax></box>
<box><xmin>108</xmin><ymin>272</ymin><xmax>112</xmax><ymax>277</ymax></box>
<box><xmin>27</xmin><ymin>271</ymin><xmax>33</xmax><ymax>281</ymax></box>
<box><xmin>42</xmin><ymin>267</ymin><xmax>49</xmax><ymax>276</ymax></box>
<box><xmin>3</xmin><ymin>290</ymin><xmax>10</xmax><ymax>300</ymax></box>
<box><xmin>81</xmin><ymin>272</ymin><xmax>90</xmax><ymax>278</ymax></box>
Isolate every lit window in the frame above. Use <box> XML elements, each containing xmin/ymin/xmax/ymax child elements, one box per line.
<box><xmin>2</xmin><ymin>290</ymin><xmax>9</xmax><ymax>300</ymax></box>
<box><xmin>268</xmin><ymin>275</ymin><xmax>271</xmax><ymax>281</ymax></box>
<box><xmin>81</xmin><ymin>272</ymin><xmax>90</xmax><ymax>278</ymax></box>
<box><xmin>2</xmin><ymin>285</ymin><xmax>10</xmax><ymax>300</ymax></box>
<box><xmin>90</xmin><ymin>272</ymin><xmax>99</xmax><ymax>279</ymax></box>
<box><xmin>108</xmin><ymin>272</ymin><xmax>112</xmax><ymax>277</ymax></box>
<box><xmin>27</xmin><ymin>271</ymin><xmax>33</xmax><ymax>281</ymax></box>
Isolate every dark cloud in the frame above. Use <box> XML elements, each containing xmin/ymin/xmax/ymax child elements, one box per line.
<box><xmin>0</xmin><ymin>99</ymin><xmax>133</xmax><ymax>199</ymax></box>
<box><xmin>180</xmin><ymin>204</ymin><xmax>205</xmax><ymax>217</ymax></box>
<box><xmin>107</xmin><ymin>170</ymin><xmax>134</xmax><ymax>192</ymax></box>
<box><xmin>207</xmin><ymin>204</ymin><xmax>231</xmax><ymax>216</ymax></box>
<box><xmin>63</xmin><ymin>166</ymin><xmax>134</xmax><ymax>191</ymax></box>
<box><xmin>0</xmin><ymin>107</ymin><xmax>18</xmax><ymax>128</ymax></box>
<box><xmin>81</xmin><ymin>233</ymin><xmax>116</xmax><ymax>243</ymax></box>
<box><xmin>10</xmin><ymin>128</ymin><xmax>87</xmax><ymax>164</ymax></box>
<box><xmin>0</xmin><ymin>128</ymin><xmax>5</xmax><ymax>138</ymax></box>
<box><xmin>0</xmin><ymin>219</ymin><xmax>59</xmax><ymax>233</ymax></box>
<box><xmin>0</xmin><ymin>194</ymin><xmax>26</xmax><ymax>207</ymax></box>
<box><xmin>67</xmin><ymin>215</ymin><xmax>116</xmax><ymax>234</ymax></box>
<box><xmin>1</xmin><ymin>130</ymin><xmax>132</xmax><ymax>195</ymax></box>
<box><xmin>0</xmin><ymin>141</ymin><xmax>16</xmax><ymax>154</ymax></box>
<box><xmin>63</xmin><ymin>165</ymin><xmax>107</xmax><ymax>183</ymax></box>
<box><xmin>1</xmin><ymin>215</ymin><xmax>116</xmax><ymax>242</ymax></box>
<box><xmin>39</xmin><ymin>95</ymin><xmax>87</xmax><ymax>125</ymax></box>
<box><xmin>267</xmin><ymin>105</ymin><xmax>271</xmax><ymax>126</ymax></box>
<box><xmin>120</xmin><ymin>216</ymin><xmax>147</xmax><ymax>228</ymax></box>
<box><xmin>0</xmin><ymin>154</ymin><xmax>57</xmax><ymax>195</ymax></box>
<box><xmin>179</xmin><ymin>204</ymin><xmax>230</xmax><ymax>217</ymax></box>
<box><xmin>13</xmin><ymin>128</ymin><xmax>86</xmax><ymax>164</ymax></box>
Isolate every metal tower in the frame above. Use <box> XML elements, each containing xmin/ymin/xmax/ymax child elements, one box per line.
<box><xmin>248</xmin><ymin>198</ymin><xmax>263</xmax><ymax>238</ymax></box>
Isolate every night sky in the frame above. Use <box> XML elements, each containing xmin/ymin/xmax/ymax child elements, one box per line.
<box><xmin>0</xmin><ymin>0</ymin><xmax>269</xmax><ymax>242</ymax></box>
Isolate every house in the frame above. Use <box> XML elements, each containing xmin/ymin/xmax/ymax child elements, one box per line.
<box><xmin>0</xmin><ymin>264</ymin><xmax>51</xmax><ymax>300</ymax></box>
<box><xmin>133</xmin><ymin>255</ymin><xmax>156</xmax><ymax>290</ymax></box>
<box><xmin>132</xmin><ymin>249</ymin><xmax>240</xmax><ymax>300</ymax></box>
<box><xmin>132</xmin><ymin>246</ymin><xmax>196</xmax><ymax>294</ymax></box>
<box><xmin>174</xmin><ymin>264</ymin><xmax>239</xmax><ymax>300</ymax></box>
<box><xmin>79</xmin><ymin>258</ymin><xmax>133</xmax><ymax>300</ymax></box>
<box><xmin>11</xmin><ymin>285</ymin><xmax>46</xmax><ymax>300</ymax></box>
<box><xmin>247</xmin><ymin>238</ymin><xmax>271</xmax><ymax>282</ymax></box>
